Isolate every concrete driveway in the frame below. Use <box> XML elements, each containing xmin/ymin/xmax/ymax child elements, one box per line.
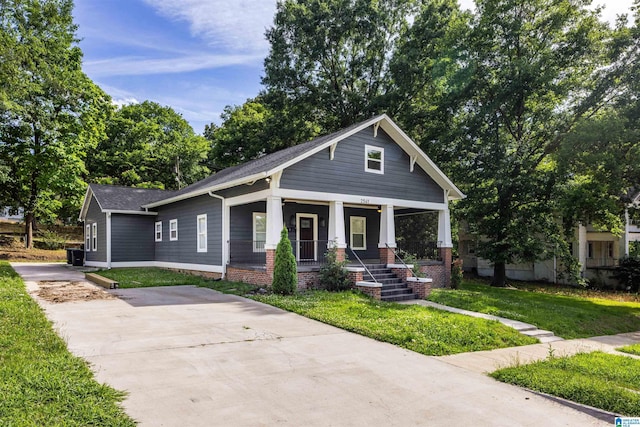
<box><xmin>13</xmin><ymin>263</ymin><xmax>607</xmax><ymax>426</ymax></box>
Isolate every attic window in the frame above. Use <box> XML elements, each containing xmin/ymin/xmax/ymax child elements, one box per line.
<box><xmin>365</xmin><ymin>145</ymin><xmax>384</xmax><ymax>174</ymax></box>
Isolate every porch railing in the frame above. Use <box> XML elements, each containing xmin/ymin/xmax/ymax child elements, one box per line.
<box><xmin>227</xmin><ymin>240</ymin><xmax>329</xmax><ymax>266</ymax></box>
<box><xmin>386</xmin><ymin>243</ymin><xmax>415</xmax><ymax>279</ymax></box>
<box><xmin>396</xmin><ymin>240</ymin><xmax>441</xmax><ymax>261</ymax></box>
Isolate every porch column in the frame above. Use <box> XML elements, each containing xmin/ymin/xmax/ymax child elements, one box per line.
<box><xmin>623</xmin><ymin>209</ymin><xmax>630</xmax><ymax>257</ymax></box>
<box><xmin>328</xmin><ymin>201</ymin><xmax>347</xmax><ymax>261</ymax></box>
<box><xmin>265</xmin><ymin>196</ymin><xmax>283</xmax><ymax>277</ymax></box>
<box><xmin>378</xmin><ymin>204</ymin><xmax>396</xmax><ymax>264</ymax></box>
<box><xmin>437</xmin><ymin>208</ymin><xmax>453</xmax><ymax>287</ymax></box>
<box><xmin>577</xmin><ymin>223</ymin><xmax>587</xmax><ymax>276</ymax></box>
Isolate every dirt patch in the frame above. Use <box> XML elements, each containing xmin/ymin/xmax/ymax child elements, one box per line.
<box><xmin>0</xmin><ymin>235</ymin><xmax>69</xmax><ymax>262</ymax></box>
<box><xmin>36</xmin><ymin>281</ymin><xmax>115</xmax><ymax>303</ymax></box>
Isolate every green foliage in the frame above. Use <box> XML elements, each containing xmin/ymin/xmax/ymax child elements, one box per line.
<box><xmin>252</xmin><ymin>290</ymin><xmax>536</xmax><ymax>356</ymax></box>
<box><xmin>0</xmin><ymin>261</ymin><xmax>135</xmax><ymax>425</ymax></box>
<box><xmin>613</xmin><ymin>257</ymin><xmax>640</xmax><ymax>293</ymax></box>
<box><xmin>492</xmin><ymin>352</ymin><xmax>640</xmax><ymax>417</ymax></box>
<box><xmin>618</xmin><ymin>343</ymin><xmax>640</xmax><ymax>356</ymax></box>
<box><xmin>0</xmin><ymin>0</ymin><xmax>112</xmax><ymax>246</ymax></box>
<box><xmin>319</xmin><ymin>244</ymin><xmax>351</xmax><ymax>291</ymax></box>
<box><xmin>37</xmin><ymin>229</ymin><xmax>66</xmax><ymax>250</ymax></box>
<box><xmin>450</xmin><ymin>259</ymin><xmax>463</xmax><ymax>289</ymax></box>
<box><xmin>272</xmin><ymin>227</ymin><xmax>297</xmax><ymax>295</ymax></box>
<box><xmin>428</xmin><ymin>280</ymin><xmax>640</xmax><ymax>339</ymax></box>
<box><xmin>396</xmin><ymin>249</ymin><xmax>423</xmax><ymax>278</ymax></box>
<box><xmin>87</xmin><ymin>101</ymin><xmax>210</xmax><ymax>190</ymax></box>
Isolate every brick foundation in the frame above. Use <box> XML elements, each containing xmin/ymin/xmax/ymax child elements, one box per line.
<box><xmin>297</xmin><ymin>271</ymin><xmax>320</xmax><ymax>289</ymax></box>
<box><xmin>265</xmin><ymin>249</ymin><xmax>275</xmax><ymax>277</ymax></box>
<box><xmin>347</xmin><ymin>270</ymin><xmax>364</xmax><ymax>284</ymax></box>
<box><xmin>406</xmin><ymin>278</ymin><xmax>433</xmax><ymax>299</ymax></box>
<box><xmin>226</xmin><ymin>266</ymin><xmax>272</xmax><ymax>287</ymax></box>
<box><xmin>355</xmin><ymin>284</ymin><xmax>381</xmax><ymax>300</ymax></box>
<box><xmin>390</xmin><ymin>266</ymin><xmax>411</xmax><ymax>281</ymax></box>
<box><xmin>379</xmin><ymin>247</ymin><xmax>395</xmax><ymax>265</ymax></box>
<box><xmin>439</xmin><ymin>247</ymin><xmax>452</xmax><ymax>287</ymax></box>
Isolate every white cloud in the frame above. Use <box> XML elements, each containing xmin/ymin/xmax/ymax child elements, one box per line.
<box><xmin>84</xmin><ymin>53</ymin><xmax>264</xmax><ymax>77</ymax></box>
<box><xmin>112</xmin><ymin>97</ymin><xmax>140</xmax><ymax>108</ymax></box>
<box><xmin>143</xmin><ymin>0</ymin><xmax>277</xmax><ymax>54</ymax></box>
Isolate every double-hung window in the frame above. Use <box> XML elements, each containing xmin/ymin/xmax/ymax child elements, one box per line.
<box><xmin>155</xmin><ymin>221</ymin><xmax>162</xmax><ymax>242</ymax></box>
<box><xmin>91</xmin><ymin>223</ymin><xmax>97</xmax><ymax>251</ymax></box>
<box><xmin>197</xmin><ymin>214</ymin><xmax>207</xmax><ymax>253</ymax></box>
<box><xmin>169</xmin><ymin>219</ymin><xmax>178</xmax><ymax>241</ymax></box>
<box><xmin>350</xmin><ymin>217</ymin><xmax>366</xmax><ymax>250</ymax></box>
<box><xmin>365</xmin><ymin>145</ymin><xmax>384</xmax><ymax>174</ymax></box>
<box><xmin>253</xmin><ymin>212</ymin><xmax>266</xmax><ymax>252</ymax></box>
<box><xmin>85</xmin><ymin>224</ymin><xmax>91</xmax><ymax>251</ymax></box>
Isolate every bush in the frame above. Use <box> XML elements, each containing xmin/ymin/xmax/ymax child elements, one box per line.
<box><xmin>396</xmin><ymin>249</ymin><xmax>423</xmax><ymax>278</ymax></box>
<box><xmin>38</xmin><ymin>230</ymin><xmax>66</xmax><ymax>250</ymax></box>
<box><xmin>451</xmin><ymin>259</ymin><xmax>463</xmax><ymax>289</ymax></box>
<box><xmin>272</xmin><ymin>227</ymin><xmax>297</xmax><ymax>295</ymax></box>
<box><xmin>319</xmin><ymin>243</ymin><xmax>351</xmax><ymax>291</ymax></box>
<box><xmin>613</xmin><ymin>257</ymin><xmax>640</xmax><ymax>293</ymax></box>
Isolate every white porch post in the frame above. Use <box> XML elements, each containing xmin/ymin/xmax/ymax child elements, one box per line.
<box><xmin>624</xmin><ymin>209</ymin><xmax>630</xmax><ymax>257</ymax></box>
<box><xmin>328</xmin><ymin>201</ymin><xmax>347</xmax><ymax>248</ymax></box>
<box><xmin>437</xmin><ymin>208</ymin><xmax>453</xmax><ymax>248</ymax></box>
<box><xmin>265</xmin><ymin>196</ymin><xmax>283</xmax><ymax>250</ymax></box>
<box><xmin>378</xmin><ymin>204</ymin><xmax>396</xmax><ymax>248</ymax></box>
<box><xmin>577</xmin><ymin>223</ymin><xmax>587</xmax><ymax>275</ymax></box>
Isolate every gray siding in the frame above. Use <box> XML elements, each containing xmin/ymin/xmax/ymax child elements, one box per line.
<box><xmin>229</xmin><ymin>202</ymin><xmax>266</xmax><ymax>264</ymax></box>
<box><xmin>282</xmin><ymin>203</ymin><xmax>329</xmax><ymax>244</ymax></box>
<box><xmin>217</xmin><ymin>180</ymin><xmax>268</xmax><ymax>198</ymax></box>
<box><xmin>345</xmin><ymin>207</ymin><xmax>380</xmax><ymax>260</ymax></box>
<box><xmin>155</xmin><ymin>194</ymin><xmax>222</xmax><ymax>265</ymax></box>
<box><xmin>280</xmin><ymin>127</ymin><xmax>444</xmax><ymax>203</ymax></box>
<box><xmin>84</xmin><ymin>196</ymin><xmax>107</xmax><ymax>262</ymax></box>
<box><xmin>111</xmin><ymin>215</ymin><xmax>155</xmax><ymax>262</ymax></box>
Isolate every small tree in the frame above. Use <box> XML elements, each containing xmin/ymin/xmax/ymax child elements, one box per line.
<box><xmin>451</xmin><ymin>259</ymin><xmax>463</xmax><ymax>290</ymax></box>
<box><xmin>613</xmin><ymin>257</ymin><xmax>640</xmax><ymax>293</ymax></box>
<box><xmin>272</xmin><ymin>227</ymin><xmax>297</xmax><ymax>295</ymax></box>
<box><xmin>319</xmin><ymin>243</ymin><xmax>351</xmax><ymax>292</ymax></box>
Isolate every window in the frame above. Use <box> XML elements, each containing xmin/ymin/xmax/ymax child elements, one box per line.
<box><xmin>607</xmin><ymin>242</ymin><xmax>614</xmax><ymax>258</ymax></box>
<box><xmin>587</xmin><ymin>242</ymin><xmax>593</xmax><ymax>259</ymax></box>
<box><xmin>365</xmin><ymin>145</ymin><xmax>384</xmax><ymax>174</ymax></box>
<box><xmin>169</xmin><ymin>219</ymin><xmax>178</xmax><ymax>241</ymax></box>
<box><xmin>91</xmin><ymin>223</ymin><xmax>97</xmax><ymax>252</ymax></box>
<box><xmin>253</xmin><ymin>212</ymin><xmax>266</xmax><ymax>252</ymax></box>
<box><xmin>85</xmin><ymin>224</ymin><xmax>91</xmax><ymax>251</ymax></box>
<box><xmin>350</xmin><ymin>216</ymin><xmax>366</xmax><ymax>250</ymax></box>
<box><xmin>197</xmin><ymin>214</ymin><xmax>207</xmax><ymax>253</ymax></box>
<box><xmin>155</xmin><ymin>221</ymin><xmax>162</xmax><ymax>242</ymax></box>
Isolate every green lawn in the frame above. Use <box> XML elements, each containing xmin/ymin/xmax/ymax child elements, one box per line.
<box><xmin>491</xmin><ymin>352</ymin><xmax>640</xmax><ymax>417</ymax></box>
<box><xmin>428</xmin><ymin>280</ymin><xmax>640</xmax><ymax>339</ymax></box>
<box><xmin>253</xmin><ymin>291</ymin><xmax>537</xmax><ymax>356</ymax></box>
<box><xmin>618</xmin><ymin>343</ymin><xmax>640</xmax><ymax>356</ymax></box>
<box><xmin>0</xmin><ymin>261</ymin><xmax>135</xmax><ymax>426</ymax></box>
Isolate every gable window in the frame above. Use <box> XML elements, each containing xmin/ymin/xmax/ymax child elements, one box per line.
<box><xmin>169</xmin><ymin>219</ymin><xmax>178</xmax><ymax>241</ymax></box>
<box><xmin>365</xmin><ymin>145</ymin><xmax>384</xmax><ymax>174</ymax></box>
<box><xmin>85</xmin><ymin>224</ymin><xmax>91</xmax><ymax>251</ymax></box>
<box><xmin>350</xmin><ymin>216</ymin><xmax>366</xmax><ymax>250</ymax></box>
<box><xmin>155</xmin><ymin>221</ymin><xmax>162</xmax><ymax>242</ymax></box>
<box><xmin>253</xmin><ymin>212</ymin><xmax>266</xmax><ymax>252</ymax></box>
<box><xmin>197</xmin><ymin>214</ymin><xmax>207</xmax><ymax>253</ymax></box>
<box><xmin>91</xmin><ymin>223</ymin><xmax>97</xmax><ymax>252</ymax></box>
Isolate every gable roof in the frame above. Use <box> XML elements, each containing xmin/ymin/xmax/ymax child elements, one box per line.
<box><xmin>78</xmin><ymin>184</ymin><xmax>175</xmax><ymax>219</ymax></box>
<box><xmin>143</xmin><ymin>114</ymin><xmax>464</xmax><ymax>208</ymax></box>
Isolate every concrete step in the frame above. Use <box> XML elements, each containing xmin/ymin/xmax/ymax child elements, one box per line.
<box><xmin>381</xmin><ymin>288</ymin><xmax>414</xmax><ymax>297</ymax></box>
<box><xmin>382</xmin><ymin>293</ymin><xmax>418</xmax><ymax>302</ymax></box>
<box><xmin>381</xmin><ymin>283</ymin><xmax>410</xmax><ymax>290</ymax></box>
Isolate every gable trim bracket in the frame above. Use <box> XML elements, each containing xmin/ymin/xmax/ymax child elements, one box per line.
<box><xmin>373</xmin><ymin>122</ymin><xmax>380</xmax><ymax>138</ymax></box>
<box><xmin>410</xmin><ymin>155</ymin><xmax>417</xmax><ymax>173</ymax></box>
<box><xmin>330</xmin><ymin>142</ymin><xmax>338</xmax><ymax>160</ymax></box>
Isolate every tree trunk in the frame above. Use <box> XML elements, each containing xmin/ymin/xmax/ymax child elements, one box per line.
<box><xmin>492</xmin><ymin>261</ymin><xmax>507</xmax><ymax>287</ymax></box>
<box><xmin>25</xmin><ymin>211</ymin><xmax>34</xmax><ymax>249</ymax></box>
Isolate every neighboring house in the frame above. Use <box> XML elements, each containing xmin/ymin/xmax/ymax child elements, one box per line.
<box><xmin>79</xmin><ymin>115</ymin><xmax>464</xmax><ymax>295</ymax></box>
<box><xmin>459</xmin><ymin>196</ymin><xmax>640</xmax><ymax>286</ymax></box>
<box><xmin>0</xmin><ymin>207</ymin><xmax>23</xmax><ymax>222</ymax></box>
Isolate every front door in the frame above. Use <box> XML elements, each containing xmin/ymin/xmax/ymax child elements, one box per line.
<box><xmin>297</xmin><ymin>215</ymin><xmax>316</xmax><ymax>261</ymax></box>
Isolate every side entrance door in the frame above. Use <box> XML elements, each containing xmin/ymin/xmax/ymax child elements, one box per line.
<box><xmin>297</xmin><ymin>214</ymin><xmax>316</xmax><ymax>261</ymax></box>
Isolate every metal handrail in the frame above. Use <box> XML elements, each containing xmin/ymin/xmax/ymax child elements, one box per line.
<box><xmin>386</xmin><ymin>243</ymin><xmax>415</xmax><ymax>279</ymax></box>
<box><xmin>347</xmin><ymin>246</ymin><xmax>378</xmax><ymax>283</ymax></box>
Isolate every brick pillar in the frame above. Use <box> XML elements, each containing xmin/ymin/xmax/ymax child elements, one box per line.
<box><xmin>266</xmin><ymin>249</ymin><xmax>276</xmax><ymax>280</ymax></box>
<box><xmin>336</xmin><ymin>247</ymin><xmax>346</xmax><ymax>262</ymax></box>
<box><xmin>439</xmin><ymin>247</ymin><xmax>452</xmax><ymax>287</ymax></box>
<box><xmin>379</xmin><ymin>247</ymin><xmax>395</xmax><ymax>265</ymax></box>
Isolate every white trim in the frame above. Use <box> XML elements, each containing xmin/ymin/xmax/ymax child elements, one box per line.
<box><xmin>253</xmin><ymin>212</ymin><xmax>267</xmax><ymax>252</ymax></box>
<box><xmin>85</xmin><ymin>224</ymin><xmax>91</xmax><ymax>252</ymax></box>
<box><xmin>197</xmin><ymin>214</ymin><xmax>207</xmax><ymax>253</ymax></box>
<box><xmin>155</xmin><ymin>221</ymin><xmax>162</xmax><ymax>242</ymax></box>
<box><xmin>364</xmin><ymin>144</ymin><xmax>384</xmax><ymax>174</ymax></box>
<box><xmin>169</xmin><ymin>219</ymin><xmax>178</xmax><ymax>241</ymax></box>
<box><xmin>378</xmin><ymin>204</ymin><xmax>396</xmax><ymax>249</ymax></box>
<box><xmin>265</xmin><ymin>196</ymin><xmax>283</xmax><ymax>250</ymax></box>
<box><xmin>106</xmin><ymin>212</ymin><xmax>112</xmax><ymax>269</ymax></box>
<box><xmin>350</xmin><ymin>216</ymin><xmax>367</xmax><ymax>250</ymax></box>
<box><xmin>208</xmin><ymin>192</ymin><xmax>227</xmax><ymax>278</ymax></box>
<box><xmin>296</xmin><ymin>213</ymin><xmax>318</xmax><ymax>261</ymax></box>
<box><xmin>105</xmin><ymin>209</ymin><xmax>158</xmax><ymax>216</ymax></box>
<box><xmin>225</xmin><ymin>189</ymin><xmax>271</xmax><ymax>207</ymax></box>
<box><xmin>85</xmin><ymin>261</ymin><xmax>224</xmax><ymax>273</ymax></box>
<box><xmin>91</xmin><ymin>223</ymin><xmax>97</xmax><ymax>252</ymax></box>
<box><xmin>79</xmin><ymin>186</ymin><xmax>96</xmax><ymax>220</ymax></box>
<box><xmin>387</xmin><ymin>264</ymin><xmax>414</xmax><ymax>269</ymax></box>
<box><xmin>84</xmin><ymin>261</ymin><xmax>107</xmax><ymax>268</ymax></box>
<box><xmin>355</xmin><ymin>281</ymin><xmax>382</xmax><ymax>288</ymax></box>
<box><xmin>407</xmin><ymin>277</ymin><xmax>433</xmax><ymax>283</ymax></box>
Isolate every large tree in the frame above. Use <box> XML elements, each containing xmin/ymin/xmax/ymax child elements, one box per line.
<box><xmin>444</xmin><ymin>0</ymin><xmax>611</xmax><ymax>286</ymax></box>
<box><xmin>0</xmin><ymin>0</ymin><xmax>111</xmax><ymax>246</ymax></box>
<box><xmin>88</xmin><ymin>101</ymin><xmax>210</xmax><ymax>190</ymax></box>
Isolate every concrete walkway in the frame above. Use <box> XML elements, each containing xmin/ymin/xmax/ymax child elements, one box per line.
<box><xmin>11</xmin><ymin>262</ymin><xmax>628</xmax><ymax>426</ymax></box>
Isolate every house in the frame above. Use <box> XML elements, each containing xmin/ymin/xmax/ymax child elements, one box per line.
<box><xmin>459</xmin><ymin>195</ymin><xmax>640</xmax><ymax>286</ymax></box>
<box><xmin>79</xmin><ymin>114</ymin><xmax>464</xmax><ymax>297</ymax></box>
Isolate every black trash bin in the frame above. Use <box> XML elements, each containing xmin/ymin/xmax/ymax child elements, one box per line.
<box><xmin>66</xmin><ymin>248</ymin><xmax>74</xmax><ymax>264</ymax></box>
<box><xmin>71</xmin><ymin>249</ymin><xmax>84</xmax><ymax>266</ymax></box>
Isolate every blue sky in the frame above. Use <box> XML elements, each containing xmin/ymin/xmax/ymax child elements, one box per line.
<box><xmin>73</xmin><ymin>0</ymin><xmax>634</xmax><ymax>135</ymax></box>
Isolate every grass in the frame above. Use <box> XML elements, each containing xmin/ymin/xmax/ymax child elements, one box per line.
<box><xmin>0</xmin><ymin>261</ymin><xmax>135</xmax><ymax>426</ymax></box>
<box><xmin>618</xmin><ymin>343</ymin><xmax>640</xmax><ymax>356</ymax></box>
<box><xmin>97</xmin><ymin>267</ymin><xmax>260</xmax><ymax>296</ymax></box>
<box><xmin>428</xmin><ymin>279</ymin><xmax>640</xmax><ymax>339</ymax></box>
<box><xmin>491</xmin><ymin>352</ymin><xmax>640</xmax><ymax>416</ymax></box>
<box><xmin>252</xmin><ymin>290</ymin><xmax>537</xmax><ymax>356</ymax></box>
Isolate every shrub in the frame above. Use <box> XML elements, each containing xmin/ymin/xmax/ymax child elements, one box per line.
<box><xmin>272</xmin><ymin>227</ymin><xmax>297</xmax><ymax>295</ymax></box>
<box><xmin>396</xmin><ymin>249</ymin><xmax>423</xmax><ymax>278</ymax></box>
<box><xmin>319</xmin><ymin>243</ymin><xmax>351</xmax><ymax>291</ymax></box>
<box><xmin>38</xmin><ymin>230</ymin><xmax>67</xmax><ymax>250</ymax></box>
<box><xmin>613</xmin><ymin>257</ymin><xmax>640</xmax><ymax>293</ymax></box>
<box><xmin>451</xmin><ymin>259</ymin><xmax>463</xmax><ymax>289</ymax></box>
